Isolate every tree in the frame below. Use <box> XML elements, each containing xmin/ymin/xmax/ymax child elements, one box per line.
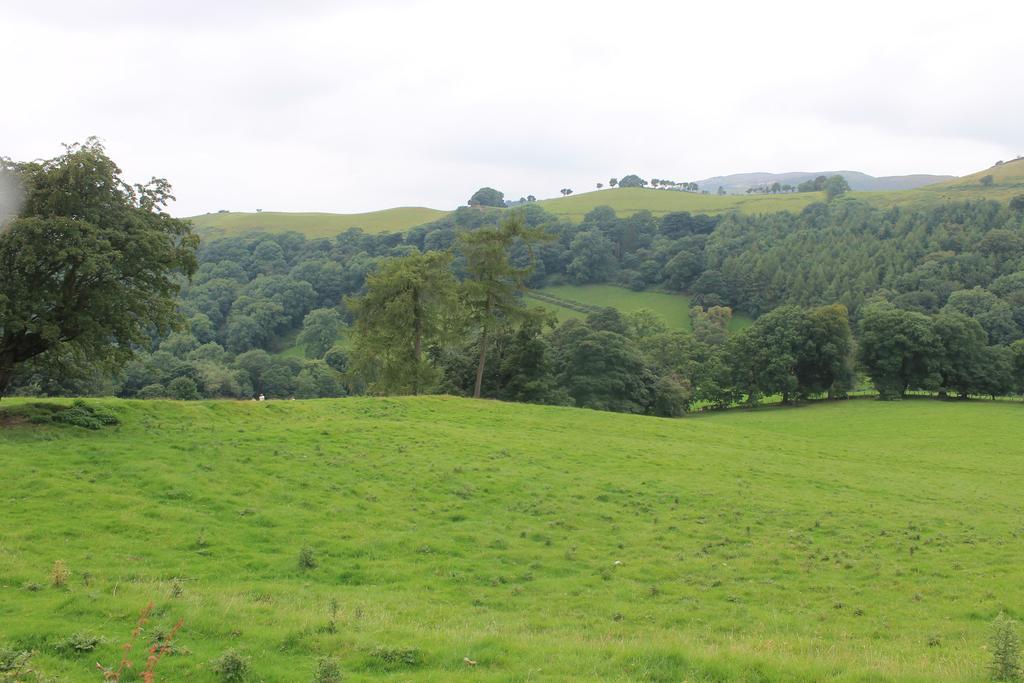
<box><xmin>1010</xmin><ymin>194</ymin><xmax>1024</xmax><ymax>212</ymax></box>
<box><xmin>296</xmin><ymin>308</ymin><xmax>344</xmax><ymax>359</ymax></box>
<box><xmin>824</xmin><ymin>175</ymin><xmax>851</xmax><ymax>200</ymax></box>
<box><xmin>560</xmin><ymin>188</ymin><xmax>574</xmax><ymax>196</ymax></box>
<box><xmin>566</xmin><ymin>229</ymin><xmax>617</xmax><ymax>283</ymax></box>
<box><xmin>596</xmin><ymin>182</ymin><xmax>604</xmax><ymax>189</ymax></box>
<box><xmin>858</xmin><ymin>304</ymin><xmax>940</xmax><ymax>398</ymax></box>
<box><xmin>468</xmin><ymin>187</ymin><xmax>505</xmax><ymax>207</ymax></box>
<box><xmin>618</xmin><ymin>174</ymin><xmax>647</xmax><ymax>188</ymax></box>
<box><xmin>0</xmin><ymin>139</ymin><xmax>198</xmax><ymax>396</ymax></box>
<box><xmin>460</xmin><ymin>213</ymin><xmax>548</xmax><ymax>398</ymax></box>
<box><xmin>717</xmin><ymin>186</ymin><xmax>726</xmax><ymax>195</ymax></box>
<box><xmin>980</xmin><ymin>174</ymin><xmax>995</xmax><ymax>187</ymax></box>
<box><xmin>348</xmin><ymin>251</ymin><xmax>459</xmax><ymax>395</ymax></box>
<box><xmin>609</xmin><ymin>178</ymin><xmax>618</xmax><ymax>188</ymax></box>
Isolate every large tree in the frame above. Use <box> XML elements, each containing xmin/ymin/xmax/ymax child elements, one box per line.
<box><xmin>348</xmin><ymin>250</ymin><xmax>459</xmax><ymax>395</ymax></box>
<box><xmin>0</xmin><ymin>139</ymin><xmax>198</xmax><ymax>396</ymax></box>
<box><xmin>468</xmin><ymin>187</ymin><xmax>505</xmax><ymax>208</ymax></box>
<box><xmin>459</xmin><ymin>212</ymin><xmax>547</xmax><ymax>398</ymax></box>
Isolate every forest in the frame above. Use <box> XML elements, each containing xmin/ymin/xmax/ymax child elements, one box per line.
<box><xmin>4</xmin><ymin>143</ymin><xmax>1024</xmax><ymax>413</ymax></box>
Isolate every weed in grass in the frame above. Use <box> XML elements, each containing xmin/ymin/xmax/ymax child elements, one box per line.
<box><xmin>49</xmin><ymin>560</ymin><xmax>69</xmax><ymax>588</ymax></box>
<box><xmin>312</xmin><ymin>656</ymin><xmax>342</xmax><ymax>683</ymax></box>
<box><xmin>990</xmin><ymin>613</ymin><xmax>1021</xmax><ymax>681</ymax></box>
<box><xmin>369</xmin><ymin>646</ymin><xmax>421</xmax><ymax>670</ymax></box>
<box><xmin>298</xmin><ymin>545</ymin><xmax>317</xmax><ymax>570</ymax></box>
<box><xmin>211</xmin><ymin>649</ymin><xmax>250</xmax><ymax>682</ymax></box>
<box><xmin>55</xmin><ymin>633</ymin><xmax>102</xmax><ymax>656</ymax></box>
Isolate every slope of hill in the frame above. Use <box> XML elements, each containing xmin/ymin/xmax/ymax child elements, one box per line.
<box><xmin>2</xmin><ymin>396</ymin><xmax>1022</xmax><ymax>681</ymax></box>
<box><xmin>693</xmin><ymin>170</ymin><xmax>953</xmax><ymax>194</ymax></box>
<box><xmin>537</xmin><ymin>186</ymin><xmax>822</xmax><ymax>221</ymax></box>
<box><xmin>187</xmin><ymin>207</ymin><xmax>450</xmax><ymax>239</ymax></box>
<box><xmin>527</xmin><ymin>284</ymin><xmax>753</xmax><ymax>331</ymax></box>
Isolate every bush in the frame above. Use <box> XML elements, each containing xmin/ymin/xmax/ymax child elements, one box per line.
<box><xmin>167</xmin><ymin>376</ymin><xmax>199</xmax><ymax>400</ymax></box>
<box><xmin>50</xmin><ymin>401</ymin><xmax>119</xmax><ymax>430</ymax></box>
<box><xmin>136</xmin><ymin>383</ymin><xmax>166</xmax><ymax>399</ymax></box>
<box><xmin>54</xmin><ymin>633</ymin><xmax>102</xmax><ymax>656</ymax></box>
<box><xmin>0</xmin><ymin>648</ymin><xmax>36</xmax><ymax>678</ymax></box>
<box><xmin>212</xmin><ymin>649</ymin><xmax>250</xmax><ymax>682</ymax></box>
<box><xmin>298</xmin><ymin>545</ymin><xmax>317</xmax><ymax>570</ymax></box>
<box><xmin>369</xmin><ymin>646</ymin><xmax>421</xmax><ymax>670</ymax></box>
<box><xmin>990</xmin><ymin>612</ymin><xmax>1021</xmax><ymax>681</ymax></box>
<box><xmin>313</xmin><ymin>657</ymin><xmax>342</xmax><ymax>683</ymax></box>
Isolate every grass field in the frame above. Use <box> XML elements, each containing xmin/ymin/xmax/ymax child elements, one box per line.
<box><xmin>529</xmin><ymin>284</ymin><xmax>753</xmax><ymax>332</ymax></box>
<box><xmin>187</xmin><ymin>207</ymin><xmax>450</xmax><ymax>239</ymax></box>
<box><xmin>2</xmin><ymin>397</ymin><xmax>1023</xmax><ymax>681</ymax></box>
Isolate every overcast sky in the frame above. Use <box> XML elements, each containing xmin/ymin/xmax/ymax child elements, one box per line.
<box><xmin>4</xmin><ymin>0</ymin><xmax>1023</xmax><ymax>216</ymax></box>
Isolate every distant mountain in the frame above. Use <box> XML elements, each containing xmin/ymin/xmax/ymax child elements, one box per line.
<box><xmin>694</xmin><ymin>170</ymin><xmax>954</xmax><ymax>194</ymax></box>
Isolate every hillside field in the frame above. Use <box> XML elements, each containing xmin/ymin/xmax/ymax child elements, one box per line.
<box><xmin>2</xmin><ymin>397</ymin><xmax>1024</xmax><ymax>681</ymax></box>
<box><xmin>179</xmin><ymin>161</ymin><xmax>1024</xmax><ymax>240</ymax></box>
<box><xmin>529</xmin><ymin>284</ymin><xmax>753</xmax><ymax>332</ymax></box>
<box><xmin>187</xmin><ymin>207</ymin><xmax>450</xmax><ymax>239</ymax></box>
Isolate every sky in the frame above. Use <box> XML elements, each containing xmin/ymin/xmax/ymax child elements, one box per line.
<box><xmin>4</xmin><ymin>0</ymin><xmax>1024</xmax><ymax>216</ymax></box>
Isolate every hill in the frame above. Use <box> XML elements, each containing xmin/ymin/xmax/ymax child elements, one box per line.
<box><xmin>693</xmin><ymin>170</ymin><xmax>953</xmax><ymax>194</ymax></box>
<box><xmin>180</xmin><ymin>161</ymin><xmax>1024</xmax><ymax>240</ymax></box>
<box><xmin>536</xmin><ymin>186</ymin><xmax>822</xmax><ymax>221</ymax></box>
<box><xmin>2</xmin><ymin>396</ymin><xmax>1023</xmax><ymax>681</ymax></box>
<box><xmin>187</xmin><ymin>207</ymin><xmax>450</xmax><ymax>239</ymax></box>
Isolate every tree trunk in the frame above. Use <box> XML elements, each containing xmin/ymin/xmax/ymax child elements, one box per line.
<box><xmin>473</xmin><ymin>295</ymin><xmax>494</xmax><ymax>399</ymax></box>
<box><xmin>411</xmin><ymin>287</ymin><xmax>422</xmax><ymax>396</ymax></box>
<box><xmin>474</xmin><ymin>326</ymin><xmax>487</xmax><ymax>399</ymax></box>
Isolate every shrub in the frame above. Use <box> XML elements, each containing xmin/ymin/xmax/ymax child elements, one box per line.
<box><xmin>212</xmin><ymin>649</ymin><xmax>250</xmax><ymax>682</ymax></box>
<box><xmin>370</xmin><ymin>646</ymin><xmax>421</xmax><ymax>670</ymax></box>
<box><xmin>0</xmin><ymin>648</ymin><xmax>36</xmax><ymax>678</ymax></box>
<box><xmin>167</xmin><ymin>376</ymin><xmax>199</xmax><ymax>401</ymax></box>
<box><xmin>990</xmin><ymin>612</ymin><xmax>1021</xmax><ymax>681</ymax></box>
<box><xmin>298</xmin><ymin>546</ymin><xmax>317</xmax><ymax>570</ymax></box>
<box><xmin>50</xmin><ymin>401</ymin><xmax>119</xmax><ymax>430</ymax></box>
<box><xmin>312</xmin><ymin>657</ymin><xmax>342</xmax><ymax>683</ymax></box>
<box><xmin>137</xmin><ymin>383</ymin><xmax>166</xmax><ymax>399</ymax></box>
<box><xmin>54</xmin><ymin>633</ymin><xmax>102</xmax><ymax>656</ymax></box>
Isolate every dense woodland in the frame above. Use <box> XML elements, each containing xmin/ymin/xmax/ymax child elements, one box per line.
<box><xmin>4</xmin><ymin>144</ymin><xmax>1024</xmax><ymax>413</ymax></box>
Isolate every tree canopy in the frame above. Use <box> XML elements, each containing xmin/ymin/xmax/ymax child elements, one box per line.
<box><xmin>0</xmin><ymin>138</ymin><xmax>198</xmax><ymax>395</ymax></box>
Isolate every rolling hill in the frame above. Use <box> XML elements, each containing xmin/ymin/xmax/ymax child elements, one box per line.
<box><xmin>187</xmin><ymin>207</ymin><xmax>450</xmax><ymax>239</ymax></box>
<box><xmin>2</xmin><ymin>396</ymin><xmax>1023</xmax><ymax>681</ymax></box>
<box><xmin>181</xmin><ymin>159</ymin><xmax>1024</xmax><ymax>239</ymax></box>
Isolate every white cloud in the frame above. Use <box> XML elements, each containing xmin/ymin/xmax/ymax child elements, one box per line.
<box><xmin>3</xmin><ymin>0</ymin><xmax>1022</xmax><ymax>216</ymax></box>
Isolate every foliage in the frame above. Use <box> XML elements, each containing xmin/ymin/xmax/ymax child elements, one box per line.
<box><xmin>468</xmin><ymin>187</ymin><xmax>505</xmax><ymax>208</ymax></box>
<box><xmin>348</xmin><ymin>251</ymin><xmax>459</xmax><ymax>395</ymax></box>
<box><xmin>0</xmin><ymin>139</ymin><xmax>198</xmax><ymax>396</ymax></box>
<box><xmin>211</xmin><ymin>650</ymin><xmax>250</xmax><ymax>682</ymax></box>
<box><xmin>990</xmin><ymin>613</ymin><xmax>1021</xmax><ymax>681</ymax></box>
<box><xmin>312</xmin><ymin>657</ymin><xmax>342</xmax><ymax>683</ymax></box>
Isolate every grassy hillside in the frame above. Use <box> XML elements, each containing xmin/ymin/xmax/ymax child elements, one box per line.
<box><xmin>538</xmin><ymin>162</ymin><xmax>1024</xmax><ymax>222</ymax></box>
<box><xmin>2</xmin><ymin>397</ymin><xmax>1023</xmax><ymax>681</ymax></box>
<box><xmin>187</xmin><ymin>207</ymin><xmax>450</xmax><ymax>239</ymax></box>
<box><xmin>528</xmin><ymin>284</ymin><xmax>753</xmax><ymax>332</ymax></box>
<box><xmin>182</xmin><ymin>161</ymin><xmax>1024</xmax><ymax>240</ymax></box>
<box><xmin>537</xmin><ymin>187</ymin><xmax>822</xmax><ymax>221</ymax></box>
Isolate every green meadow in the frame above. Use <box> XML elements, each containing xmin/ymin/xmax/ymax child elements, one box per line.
<box><xmin>529</xmin><ymin>284</ymin><xmax>753</xmax><ymax>332</ymax></box>
<box><xmin>187</xmin><ymin>207</ymin><xmax>450</xmax><ymax>239</ymax></box>
<box><xmin>2</xmin><ymin>397</ymin><xmax>1023</xmax><ymax>681</ymax></box>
